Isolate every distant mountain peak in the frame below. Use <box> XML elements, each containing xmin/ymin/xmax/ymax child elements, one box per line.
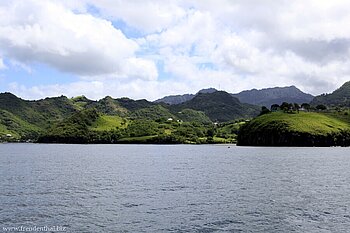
<box><xmin>197</xmin><ymin>88</ymin><xmax>218</xmax><ymax>94</ymax></box>
<box><xmin>170</xmin><ymin>90</ymin><xmax>259</xmax><ymax>122</ymax></box>
<box><xmin>154</xmin><ymin>88</ymin><xmax>218</xmax><ymax>105</ymax></box>
<box><xmin>0</xmin><ymin>92</ymin><xmax>20</xmax><ymax>98</ymax></box>
<box><xmin>311</xmin><ymin>81</ymin><xmax>350</xmax><ymax>107</ymax></box>
<box><xmin>155</xmin><ymin>86</ymin><xmax>314</xmax><ymax>106</ymax></box>
<box><xmin>232</xmin><ymin>86</ymin><xmax>314</xmax><ymax>107</ymax></box>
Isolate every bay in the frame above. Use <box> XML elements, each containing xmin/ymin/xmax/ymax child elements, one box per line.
<box><xmin>0</xmin><ymin>144</ymin><xmax>349</xmax><ymax>232</ymax></box>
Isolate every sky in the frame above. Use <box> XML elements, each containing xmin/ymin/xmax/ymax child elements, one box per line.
<box><xmin>1</xmin><ymin>0</ymin><xmax>350</xmax><ymax>100</ymax></box>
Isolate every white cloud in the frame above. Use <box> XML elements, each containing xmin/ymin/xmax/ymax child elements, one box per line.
<box><xmin>139</xmin><ymin>1</ymin><xmax>350</xmax><ymax>95</ymax></box>
<box><xmin>75</xmin><ymin>0</ymin><xmax>186</xmax><ymax>33</ymax></box>
<box><xmin>8</xmin><ymin>79</ymin><xmax>189</xmax><ymax>101</ymax></box>
<box><xmin>122</xmin><ymin>58</ymin><xmax>158</xmax><ymax>81</ymax></box>
<box><xmin>0</xmin><ymin>0</ymin><xmax>157</xmax><ymax>79</ymax></box>
<box><xmin>2</xmin><ymin>0</ymin><xmax>350</xmax><ymax>99</ymax></box>
<box><xmin>9</xmin><ymin>81</ymin><xmax>104</xmax><ymax>100</ymax></box>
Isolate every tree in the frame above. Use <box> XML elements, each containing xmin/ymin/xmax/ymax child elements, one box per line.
<box><xmin>259</xmin><ymin>106</ymin><xmax>271</xmax><ymax>116</ymax></box>
<box><xmin>280</xmin><ymin>102</ymin><xmax>290</xmax><ymax>112</ymax></box>
<box><xmin>301</xmin><ymin>103</ymin><xmax>310</xmax><ymax>111</ymax></box>
<box><xmin>270</xmin><ymin>104</ymin><xmax>280</xmax><ymax>111</ymax></box>
<box><xmin>206</xmin><ymin>136</ymin><xmax>214</xmax><ymax>144</ymax></box>
<box><xmin>206</xmin><ymin>128</ymin><xmax>215</xmax><ymax>137</ymax></box>
<box><xmin>316</xmin><ymin>104</ymin><xmax>327</xmax><ymax>111</ymax></box>
<box><xmin>294</xmin><ymin>103</ymin><xmax>300</xmax><ymax>113</ymax></box>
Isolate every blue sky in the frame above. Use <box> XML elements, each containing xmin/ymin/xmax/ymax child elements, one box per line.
<box><xmin>1</xmin><ymin>61</ymin><xmax>77</xmax><ymax>86</ymax></box>
<box><xmin>1</xmin><ymin>0</ymin><xmax>350</xmax><ymax>100</ymax></box>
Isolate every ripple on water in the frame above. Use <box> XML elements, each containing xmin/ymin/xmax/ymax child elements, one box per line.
<box><xmin>1</xmin><ymin>145</ymin><xmax>350</xmax><ymax>232</ymax></box>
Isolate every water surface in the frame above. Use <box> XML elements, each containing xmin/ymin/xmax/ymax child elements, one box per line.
<box><xmin>0</xmin><ymin>144</ymin><xmax>349</xmax><ymax>232</ymax></box>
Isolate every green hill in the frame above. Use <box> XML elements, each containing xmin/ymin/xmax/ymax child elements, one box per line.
<box><xmin>171</xmin><ymin>91</ymin><xmax>260</xmax><ymax>122</ymax></box>
<box><xmin>37</xmin><ymin>107</ymin><xmax>239</xmax><ymax>144</ymax></box>
<box><xmin>0</xmin><ymin>110</ymin><xmax>42</xmax><ymax>140</ymax></box>
<box><xmin>311</xmin><ymin>81</ymin><xmax>350</xmax><ymax>107</ymax></box>
<box><xmin>89</xmin><ymin>96</ymin><xmax>128</xmax><ymax>116</ymax></box>
<box><xmin>117</xmin><ymin>97</ymin><xmax>155</xmax><ymax>111</ymax></box>
<box><xmin>0</xmin><ymin>93</ymin><xmax>80</xmax><ymax>140</ymax></box>
<box><xmin>175</xmin><ymin>109</ymin><xmax>212</xmax><ymax>124</ymax></box>
<box><xmin>0</xmin><ymin>91</ymin><xmax>262</xmax><ymax>144</ymax></box>
<box><xmin>89</xmin><ymin>115</ymin><xmax>128</xmax><ymax>131</ymax></box>
<box><xmin>130</xmin><ymin>105</ymin><xmax>176</xmax><ymax>121</ymax></box>
<box><xmin>70</xmin><ymin>95</ymin><xmax>95</xmax><ymax>110</ymax></box>
<box><xmin>0</xmin><ymin>93</ymin><xmax>78</xmax><ymax>127</ymax></box>
<box><xmin>37</xmin><ymin>108</ymin><xmax>100</xmax><ymax>143</ymax></box>
<box><xmin>237</xmin><ymin>112</ymin><xmax>350</xmax><ymax>146</ymax></box>
<box><xmin>2</xmin><ymin>88</ymin><xmax>350</xmax><ymax>145</ymax></box>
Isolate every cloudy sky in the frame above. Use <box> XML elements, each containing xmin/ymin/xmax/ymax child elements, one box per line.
<box><xmin>1</xmin><ymin>0</ymin><xmax>350</xmax><ymax>100</ymax></box>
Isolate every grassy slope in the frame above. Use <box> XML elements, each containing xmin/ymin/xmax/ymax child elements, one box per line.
<box><xmin>0</xmin><ymin>123</ymin><xmax>11</xmax><ymax>136</ymax></box>
<box><xmin>175</xmin><ymin>109</ymin><xmax>212</xmax><ymax>124</ymax></box>
<box><xmin>89</xmin><ymin>115</ymin><xmax>128</xmax><ymax>131</ymax></box>
<box><xmin>252</xmin><ymin>112</ymin><xmax>349</xmax><ymax>135</ymax></box>
<box><xmin>0</xmin><ymin>110</ymin><xmax>43</xmax><ymax>139</ymax></box>
<box><xmin>215</xmin><ymin>121</ymin><xmax>244</xmax><ymax>143</ymax></box>
<box><xmin>238</xmin><ymin>111</ymin><xmax>350</xmax><ymax>146</ymax></box>
<box><xmin>0</xmin><ymin>93</ymin><xmax>79</xmax><ymax>131</ymax></box>
<box><xmin>130</xmin><ymin>105</ymin><xmax>176</xmax><ymax>120</ymax></box>
<box><xmin>324</xmin><ymin>111</ymin><xmax>350</xmax><ymax>124</ymax></box>
<box><xmin>90</xmin><ymin>97</ymin><xmax>128</xmax><ymax>116</ymax></box>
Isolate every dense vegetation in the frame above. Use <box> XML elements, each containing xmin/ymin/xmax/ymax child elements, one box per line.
<box><xmin>236</xmin><ymin>81</ymin><xmax>350</xmax><ymax>147</ymax></box>
<box><xmin>311</xmin><ymin>81</ymin><xmax>350</xmax><ymax>107</ymax></box>
<box><xmin>2</xmin><ymin>81</ymin><xmax>350</xmax><ymax>146</ymax></box>
<box><xmin>171</xmin><ymin>91</ymin><xmax>260</xmax><ymax>122</ymax></box>
<box><xmin>0</xmin><ymin>91</ymin><xmax>248</xmax><ymax>144</ymax></box>
<box><xmin>0</xmin><ymin>93</ymin><xmax>80</xmax><ymax>142</ymax></box>
<box><xmin>37</xmin><ymin>108</ymin><xmax>242</xmax><ymax>144</ymax></box>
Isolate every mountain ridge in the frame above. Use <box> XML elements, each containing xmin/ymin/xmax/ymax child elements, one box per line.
<box><xmin>155</xmin><ymin>86</ymin><xmax>314</xmax><ymax>106</ymax></box>
<box><xmin>232</xmin><ymin>85</ymin><xmax>314</xmax><ymax>107</ymax></box>
<box><xmin>311</xmin><ymin>81</ymin><xmax>350</xmax><ymax>107</ymax></box>
<box><xmin>154</xmin><ymin>88</ymin><xmax>218</xmax><ymax>105</ymax></box>
<box><xmin>1</xmin><ymin>81</ymin><xmax>349</xmax><ymax>144</ymax></box>
<box><xmin>170</xmin><ymin>91</ymin><xmax>260</xmax><ymax>122</ymax></box>
<box><xmin>0</xmin><ymin>90</ymin><xmax>257</xmax><ymax>142</ymax></box>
